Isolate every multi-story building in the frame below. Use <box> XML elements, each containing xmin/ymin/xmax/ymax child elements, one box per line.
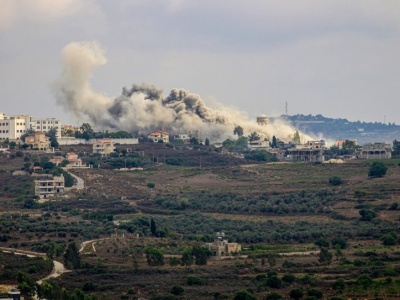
<box><xmin>206</xmin><ymin>238</ymin><xmax>241</xmax><ymax>257</ymax></box>
<box><xmin>148</xmin><ymin>130</ymin><xmax>170</xmax><ymax>143</ymax></box>
<box><xmin>0</xmin><ymin>113</ymin><xmax>61</xmax><ymax>140</ymax></box>
<box><xmin>0</xmin><ymin>112</ymin><xmax>32</xmax><ymax>140</ymax></box>
<box><xmin>31</xmin><ymin>118</ymin><xmax>62</xmax><ymax>139</ymax></box>
<box><xmin>93</xmin><ymin>138</ymin><xmax>115</xmax><ymax>155</ymax></box>
<box><xmin>34</xmin><ymin>175</ymin><xmax>65</xmax><ymax>199</ymax></box>
<box><xmin>24</xmin><ymin>131</ymin><xmax>50</xmax><ymax>150</ymax></box>
<box><xmin>360</xmin><ymin>143</ymin><xmax>392</xmax><ymax>159</ymax></box>
<box><xmin>287</xmin><ymin>140</ymin><xmax>327</xmax><ymax>162</ymax></box>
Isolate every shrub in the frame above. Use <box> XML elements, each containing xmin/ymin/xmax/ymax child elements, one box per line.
<box><xmin>381</xmin><ymin>233</ymin><xmax>397</xmax><ymax>246</ymax></box>
<box><xmin>233</xmin><ymin>289</ymin><xmax>257</xmax><ymax>300</ymax></box>
<box><xmin>147</xmin><ymin>182</ymin><xmax>155</xmax><ymax>189</ymax></box>
<box><xmin>368</xmin><ymin>161</ymin><xmax>388</xmax><ymax>177</ymax></box>
<box><xmin>170</xmin><ymin>285</ymin><xmax>184</xmax><ymax>296</ymax></box>
<box><xmin>282</xmin><ymin>273</ymin><xmax>296</xmax><ymax>284</ymax></box>
<box><xmin>307</xmin><ymin>289</ymin><xmax>323</xmax><ymax>299</ymax></box>
<box><xmin>187</xmin><ymin>276</ymin><xmax>203</xmax><ymax>285</ymax></box>
<box><xmin>331</xmin><ymin>237</ymin><xmax>348</xmax><ymax>249</ymax></box>
<box><xmin>359</xmin><ymin>209</ymin><xmax>377</xmax><ymax>221</ymax></box>
<box><xmin>329</xmin><ymin>176</ymin><xmax>342</xmax><ymax>186</ymax></box>
<box><xmin>289</xmin><ymin>288</ymin><xmax>304</xmax><ymax>300</ymax></box>
<box><xmin>265</xmin><ymin>292</ymin><xmax>285</xmax><ymax>300</ymax></box>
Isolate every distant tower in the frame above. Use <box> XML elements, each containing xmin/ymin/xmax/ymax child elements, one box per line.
<box><xmin>285</xmin><ymin>101</ymin><xmax>288</xmax><ymax>116</ymax></box>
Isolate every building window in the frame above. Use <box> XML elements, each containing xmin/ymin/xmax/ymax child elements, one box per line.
<box><xmin>37</xmin><ymin>121</ymin><xmax>40</xmax><ymax>124</ymax></box>
<box><xmin>43</xmin><ymin>126</ymin><xmax>46</xmax><ymax>129</ymax></box>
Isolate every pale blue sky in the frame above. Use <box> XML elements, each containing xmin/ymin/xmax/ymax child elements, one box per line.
<box><xmin>1</xmin><ymin>0</ymin><xmax>400</xmax><ymax>125</ymax></box>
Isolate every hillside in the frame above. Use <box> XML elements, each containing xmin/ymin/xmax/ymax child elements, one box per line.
<box><xmin>0</xmin><ymin>146</ymin><xmax>400</xmax><ymax>299</ymax></box>
<box><xmin>281</xmin><ymin>114</ymin><xmax>400</xmax><ymax>144</ymax></box>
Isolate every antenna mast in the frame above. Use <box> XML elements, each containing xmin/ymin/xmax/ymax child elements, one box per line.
<box><xmin>285</xmin><ymin>101</ymin><xmax>288</xmax><ymax>116</ymax></box>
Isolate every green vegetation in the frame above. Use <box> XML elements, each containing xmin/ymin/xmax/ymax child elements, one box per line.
<box><xmin>368</xmin><ymin>161</ymin><xmax>388</xmax><ymax>177</ymax></box>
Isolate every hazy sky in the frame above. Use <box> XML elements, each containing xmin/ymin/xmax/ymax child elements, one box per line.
<box><xmin>1</xmin><ymin>0</ymin><xmax>400</xmax><ymax>125</ymax></box>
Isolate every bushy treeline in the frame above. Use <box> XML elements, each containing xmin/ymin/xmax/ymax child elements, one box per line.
<box><xmin>0</xmin><ymin>213</ymin><xmax>115</xmax><ymax>247</ymax></box>
<box><xmin>153</xmin><ymin>190</ymin><xmax>337</xmax><ymax>215</ymax></box>
<box><xmin>119</xmin><ymin>213</ymin><xmax>400</xmax><ymax>244</ymax></box>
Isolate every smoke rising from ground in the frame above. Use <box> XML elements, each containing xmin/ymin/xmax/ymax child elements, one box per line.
<box><xmin>53</xmin><ymin>41</ymin><xmax>312</xmax><ymax>142</ymax></box>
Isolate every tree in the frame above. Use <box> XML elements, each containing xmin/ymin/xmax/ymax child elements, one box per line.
<box><xmin>190</xmin><ymin>137</ymin><xmax>199</xmax><ymax>145</ymax></box>
<box><xmin>205</xmin><ymin>138</ymin><xmax>210</xmax><ymax>146</ymax></box>
<box><xmin>145</xmin><ymin>246</ymin><xmax>164</xmax><ymax>266</ymax></box>
<box><xmin>282</xmin><ymin>273</ymin><xmax>296</xmax><ymax>284</ymax></box>
<box><xmin>77</xmin><ymin>123</ymin><xmax>94</xmax><ymax>140</ymax></box>
<box><xmin>248</xmin><ymin>132</ymin><xmax>260</xmax><ymax>142</ymax></box>
<box><xmin>381</xmin><ymin>232</ymin><xmax>397</xmax><ymax>246</ymax></box>
<box><xmin>341</xmin><ymin>140</ymin><xmax>358</xmax><ymax>155</ymax></box>
<box><xmin>271</xmin><ymin>135</ymin><xmax>278</xmax><ymax>148</ymax></box>
<box><xmin>63</xmin><ymin>242</ymin><xmax>80</xmax><ymax>269</ymax></box>
<box><xmin>289</xmin><ymin>288</ymin><xmax>304</xmax><ymax>300</ymax></box>
<box><xmin>181</xmin><ymin>248</ymin><xmax>194</xmax><ymax>266</ymax></box>
<box><xmin>46</xmin><ymin>127</ymin><xmax>59</xmax><ymax>148</ymax></box>
<box><xmin>222</xmin><ymin>139</ymin><xmax>235</xmax><ymax>149</ymax></box>
<box><xmin>41</xmin><ymin>281</ymin><xmax>55</xmax><ymax>300</ymax></box>
<box><xmin>171</xmin><ymin>285</ymin><xmax>184</xmax><ymax>296</ymax></box>
<box><xmin>356</xmin><ymin>274</ymin><xmax>373</xmax><ymax>289</ymax></box>
<box><xmin>235</xmin><ymin>136</ymin><xmax>249</xmax><ymax>149</ymax></box>
<box><xmin>393</xmin><ymin>139</ymin><xmax>400</xmax><ymax>156</ymax></box>
<box><xmin>233</xmin><ymin>289</ymin><xmax>257</xmax><ymax>300</ymax></box>
<box><xmin>293</xmin><ymin>131</ymin><xmax>301</xmax><ymax>144</ymax></box>
<box><xmin>318</xmin><ymin>247</ymin><xmax>333</xmax><ymax>265</ymax></box>
<box><xmin>17</xmin><ymin>272</ymin><xmax>37</xmax><ymax>298</ymax></box>
<box><xmin>307</xmin><ymin>289</ymin><xmax>323</xmax><ymax>299</ymax></box>
<box><xmin>331</xmin><ymin>237</ymin><xmax>348</xmax><ymax>249</ymax></box>
<box><xmin>192</xmin><ymin>245</ymin><xmax>212</xmax><ymax>265</ymax></box>
<box><xmin>233</xmin><ymin>125</ymin><xmax>244</xmax><ymax>137</ymax></box>
<box><xmin>332</xmin><ymin>279</ymin><xmax>345</xmax><ymax>293</ymax></box>
<box><xmin>315</xmin><ymin>238</ymin><xmax>329</xmax><ymax>248</ymax></box>
<box><xmin>368</xmin><ymin>161</ymin><xmax>388</xmax><ymax>177</ymax></box>
<box><xmin>359</xmin><ymin>209</ymin><xmax>377</xmax><ymax>221</ymax></box>
<box><xmin>265</xmin><ymin>292</ymin><xmax>285</xmax><ymax>300</ymax></box>
<box><xmin>150</xmin><ymin>218</ymin><xmax>157</xmax><ymax>236</ymax></box>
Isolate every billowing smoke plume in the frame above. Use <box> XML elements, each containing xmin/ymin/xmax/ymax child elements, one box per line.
<box><xmin>53</xmin><ymin>41</ymin><xmax>312</xmax><ymax>142</ymax></box>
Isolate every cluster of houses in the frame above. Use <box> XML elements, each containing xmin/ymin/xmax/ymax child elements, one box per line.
<box><xmin>265</xmin><ymin>140</ymin><xmax>392</xmax><ymax>162</ymax></box>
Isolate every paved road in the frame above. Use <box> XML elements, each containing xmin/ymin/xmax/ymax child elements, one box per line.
<box><xmin>62</xmin><ymin>168</ymin><xmax>85</xmax><ymax>190</ymax></box>
<box><xmin>0</xmin><ymin>247</ymin><xmax>69</xmax><ymax>299</ymax></box>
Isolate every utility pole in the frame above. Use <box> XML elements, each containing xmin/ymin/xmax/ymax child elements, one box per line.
<box><xmin>285</xmin><ymin>101</ymin><xmax>288</xmax><ymax>116</ymax></box>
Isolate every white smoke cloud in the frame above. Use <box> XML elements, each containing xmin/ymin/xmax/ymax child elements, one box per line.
<box><xmin>53</xmin><ymin>41</ymin><xmax>313</xmax><ymax>142</ymax></box>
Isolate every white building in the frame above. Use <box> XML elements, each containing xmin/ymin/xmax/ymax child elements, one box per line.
<box><xmin>31</xmin><ymin>118</ymin><xmax>62</xmax><ymax>139</ymax></box>
<box><xmin>0</xmin><ymin>113</ymin><xmax>61</xmax><ymax>141</ymax></box>
<box><xmin>0</xmin><ymin>113</ymin><xmax>32</xmax><ymax>140</ymax></box>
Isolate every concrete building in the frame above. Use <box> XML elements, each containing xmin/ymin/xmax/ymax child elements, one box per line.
<box><xmin>206</xmin><ymin>238</ymin><xmax>241</xmax><ymax>256</ymax></box>
<box><xmin>148</xmin><ymin>130</ymin><xmax>169</xmax><ymax>143</ymax></box>
<box><xmin>31</xmin><ymin>118</ymin><xmax>62</xmax><ymax>139</ymax></box>
<box><xmin>66</xmin><ymin>152</ymin><xmax>84</xmax><ymax>167</ymax></box>
<box><xmin>24</xmin><ymin>131</ymin><xmax>50</xmax><ymax>150</ymax></box>
<box><xmin>173</xmin><ymin>131</ymin><xmax>199</xmax><ymax>144</ymax></box>
<box><xmin>360</xmin><ymin>143</ymin><xmax>392</xmax><ymax>159</ymax></box>
<box><xmin>93</xmin><ymin>138</ymin><xmax>115</xmax><ymax>155</ymax></box>
<box><xmin>0</xmin><ymin>113</ymin><xmax>32</xmax><ymax>140</ymax></box>
<box><xmin>34</xmin><ymin>175</ymin><xmax>65</xmax><ymax>199</ymax></box>
<box><xmin>248</xmin><ymin>139</ymin><xmax>269</xmax><ymax>149</ymax></box>
<box><xmin>287</xmin><ymin>140</ymin><xmax>326</xmax><ymax>162</ymax></box>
